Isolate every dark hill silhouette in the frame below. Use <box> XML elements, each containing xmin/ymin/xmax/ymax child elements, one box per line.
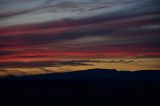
<box><xmin>0</xmin><ymin>69</ymin><xmax>160</xmax><ymax>105</ymax></box>
<box><xmin>2</xmin><ymin>68</ymin><xmax>160</xmax><ymax>81</ymax></box>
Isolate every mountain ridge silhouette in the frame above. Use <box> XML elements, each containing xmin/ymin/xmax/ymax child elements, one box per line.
<box><xmin>2</xmin><ymin>68</ymin><xmax>160</xmax><ymax>81</ymax></box>
<box><xmin>0</xmin><ymin>68</ymin><xmax>160</xmax><ymax>105</ymax></box>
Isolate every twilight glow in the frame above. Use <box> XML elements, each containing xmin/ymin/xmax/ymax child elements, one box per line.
<box><xmin>0</xmin><ymin>0</ymin><xmax>160</xmax><ymax>77</ymax></box>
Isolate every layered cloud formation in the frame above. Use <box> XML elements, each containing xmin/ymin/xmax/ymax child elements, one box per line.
<box><xmin>0</xmin><ymin>0</ymin><xmax>160</xmax><ymax>76</ymax></box>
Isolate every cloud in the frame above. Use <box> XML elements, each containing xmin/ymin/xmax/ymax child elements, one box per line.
<box><xmin>0</xmin><ymin>60</ymin><xmax>93</xmax><ymax>68</ymax></box>
<box><xmin>0</xmin><ymin>59</ymin><xmax>143</xmax><ymax>69</ymax></box>
<box><xmin>84</xmin><ymin>59</ymin><xmax>142</xmax><ymax>63</ymax></box>
<box><xmin>0</xmin><ymin>0</ymin><xmax>159</xmax><ymax>70</ymax></box>
<box><xmin>135</xmin><ymin>55</ymin><xmax>160</xmax><ymax>58</ymax></box>
<box><xmin>0</xmin><ymin>51</ymin><xmax>18</xmax><ymax>56</ymax></box>
<box><xmin>0</xmin><ymin>0</ymin><xmax>158</xmax><ymax>27</ymax></box>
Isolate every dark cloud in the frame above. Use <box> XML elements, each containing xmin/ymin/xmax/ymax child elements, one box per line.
<box><xmin>0</xmin><ymin>0</ymin><xmax>159</xmax><ymax>72</ymax></box>
<box><xmin>135</xmin><ymin>55</ymin><xmax>160</xmax><ymax>59</ymax></box>
<box><xmin>0</xmin><ymin>60</ymin><xmax>93</xmax><ymax>68</ymax></box>
<box><xmin>0</xmin><ymin>51</ymin><xmax>18</xmax><ymax>56</ymax></box>
<box><xmin>86</xmin><ymin>60</ymin><xmax>142</xmax><ymax>63</ymax></box>
<box><xmin>0</xmin><ymin>59</ymin><xmax>142</xmax><ymax>68</ymax></box>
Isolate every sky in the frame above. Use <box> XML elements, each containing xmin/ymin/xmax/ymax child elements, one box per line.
<box><xmin>0</xmin><ymin>0</ymin><xmax>160</xmax><ymax>77</ymax></box>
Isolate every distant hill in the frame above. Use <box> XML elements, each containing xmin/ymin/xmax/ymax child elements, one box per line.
<box><xmin>0</xmin><ymin>69</ymin><xmax>160</xmax><ymax>105</ymax></box>
<box><xmin>2</xmin><ymin>68</ymin><xmax>160</xmax><ymax>81</ymax></box>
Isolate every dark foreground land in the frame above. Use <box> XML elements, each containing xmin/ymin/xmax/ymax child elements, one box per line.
<box><xmin>0</xmin><ymin>69</ymin><xmax>160</xmax><ymax>105</ymax></box>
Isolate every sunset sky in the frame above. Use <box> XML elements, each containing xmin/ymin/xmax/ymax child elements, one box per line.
<box><xmin>0</xmin><ymin>0</ymin><xmax>160</xmax><ymax>77</ymax></box>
